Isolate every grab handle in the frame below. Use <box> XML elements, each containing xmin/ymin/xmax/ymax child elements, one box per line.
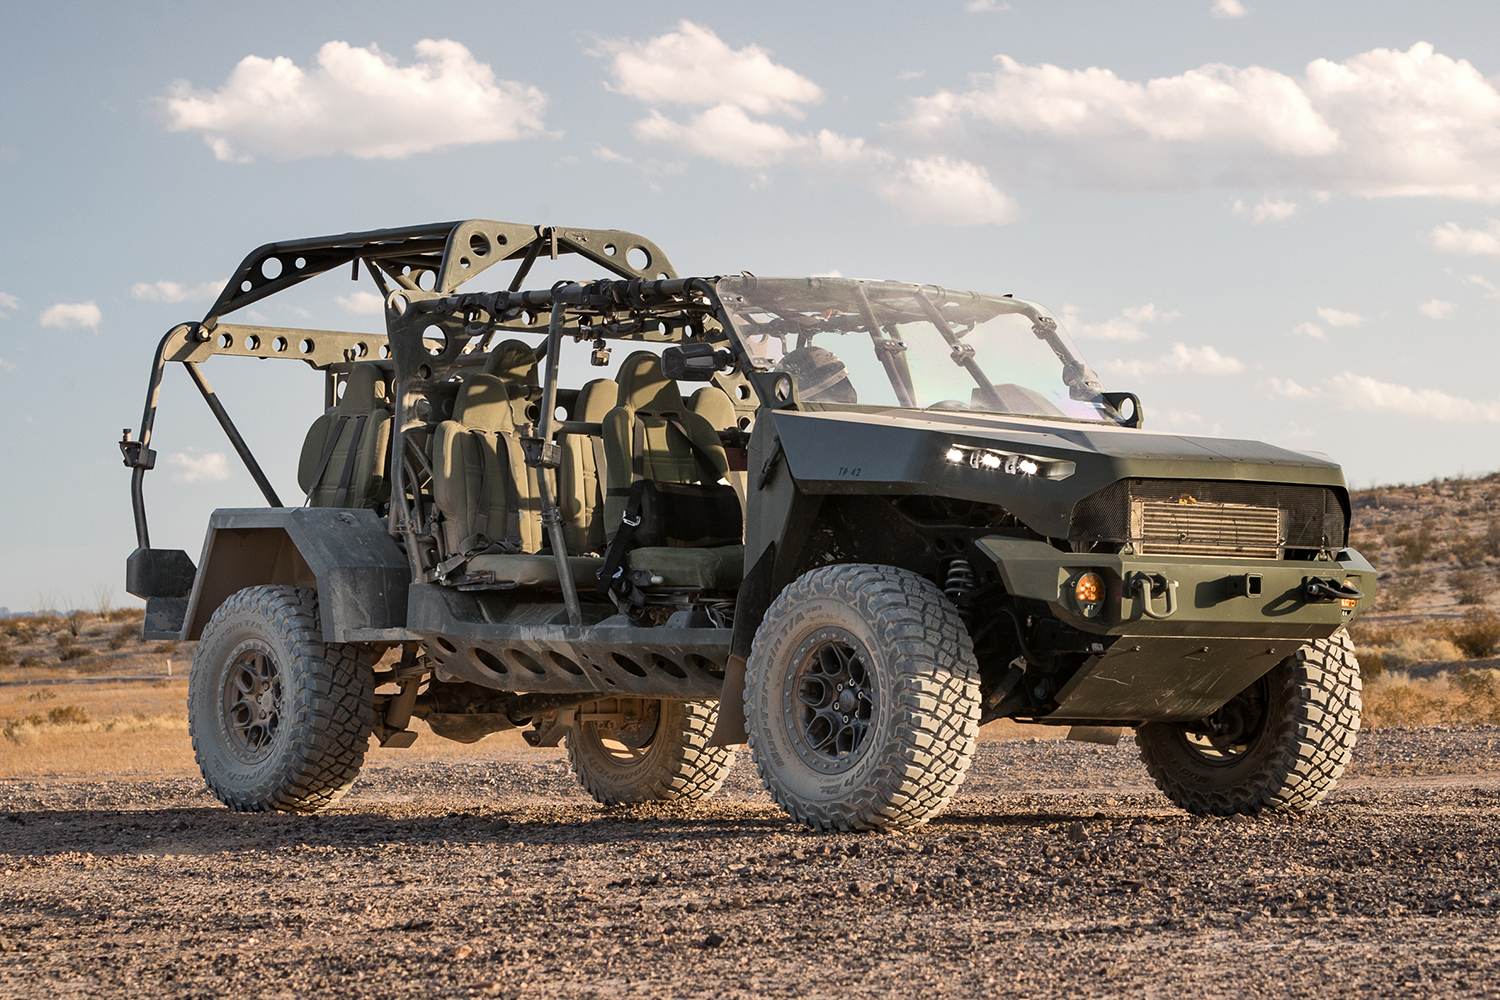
<box><xmin>1128</xmin><ymin>571</ymin><xmax>1179</xmax><ymax>620</ymax></box>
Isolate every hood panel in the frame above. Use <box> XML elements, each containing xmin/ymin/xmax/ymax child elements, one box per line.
<box><xmin>771</xmin><ymin>409</ymin><xmax>1346</xmax><ymax>539</ymax></box>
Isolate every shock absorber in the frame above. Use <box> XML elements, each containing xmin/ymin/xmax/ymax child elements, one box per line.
<box><xmin>944</xmin><ymin>558</ymin><xmax>976</xmax><ymax>622</ymax></box>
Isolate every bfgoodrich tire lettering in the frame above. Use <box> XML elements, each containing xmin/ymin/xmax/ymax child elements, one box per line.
<box><xmin>189</xmin><ymin>586</ymin><xmax>374</xmax><ymax>813</ymax></box>
<box><xmin>1136</xmin><ymin>631</ymin><xmax>1363</xmax><ymax>816</ymax></box>
<box><xmin>745</xmin><ymin>564</ymin><xmax>981</xmax><ymax>832</ymax></box>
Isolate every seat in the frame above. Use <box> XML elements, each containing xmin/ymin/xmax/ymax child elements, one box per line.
<box><xmin>297</xmin><ymin>363</ymin><xmax>392</xmax><ymax>508</ymax></box>
<box><xmin>689</xmin><ymin>385</ymin><xmax>748</xmax><ymax>503</ymax></box>
<box><xmin>599</xmin><ymin>352</ymin><xmax>744</xmax><ymax>595</ymax></box>
<box><xmin>428</xmin><ymin>353</ymin><xmax>600</xmax><ymax>590</ymax></box>
<box><xmin>483</xmin><ymin>338</ymin><xmax>543</xmax><ymax>429</ymax></box>
<box><xmin>557</xmin><ymin>378</ymin><xmax>618</xmax><ymax>556</ymax></box>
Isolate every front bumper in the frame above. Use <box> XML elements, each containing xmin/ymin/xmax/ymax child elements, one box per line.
<box><xmin>971</xmin><ymin>536</ymin><xmax>1374</xmax><ymax>723</ymax></box>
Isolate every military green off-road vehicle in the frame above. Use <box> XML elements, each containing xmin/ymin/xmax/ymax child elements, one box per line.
<box><xmin>122</xmin><ymin>220</ymin><xmax>1371</xmax><ymax>830</ymax></box>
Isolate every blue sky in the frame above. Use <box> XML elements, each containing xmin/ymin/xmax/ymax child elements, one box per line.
<box><xmin>2</xmin><ymin>1</ymin><xmax>1499</xmax><ymax>611</ymax></box>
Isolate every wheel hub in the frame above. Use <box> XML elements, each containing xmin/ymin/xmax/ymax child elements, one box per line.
<box><xmin>783</xmin><ymin>628</ymin><xmax>877</xmax><ymax>774</ymax></box>
<box><xmin>222</xmin><ymin>645</ymin><xmax>284</xmax><ymax>764</ymax></box>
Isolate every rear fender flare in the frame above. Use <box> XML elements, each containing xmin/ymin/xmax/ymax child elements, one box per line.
<box><xmin>183</xmin><ymin>508</ymin><xmax>411</xmax><ymax>642</ymax></box>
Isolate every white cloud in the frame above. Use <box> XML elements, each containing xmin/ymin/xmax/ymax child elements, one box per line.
<box><xmin>592</xmin><ymin>145</ymin><xmax>632</xmax><ymax>164</ymax></box>
<box><xmin>1231</xmin><ymin>197</ymin><xmax>1297</xmax><ymax>222</ymax></box>
<box><xmin>40</xmin><ymin>301</ymin><xmax>101</xmax><ymax>331</ymax></box>
<box><xmin>1431</xmin><ymin>219</ymin><xmax>1500</xmax><ymax>256</ymax></box>
<box><xmin>811</xmin><ymin>269</ymin><xmax>845</xmax><ymax>278</ymax></box>
<box><xmin>0</xmin><ymin>292</ymin><xmax>17</xmax><ymax>312</ymax></box>
<box><xmin>966</xmin><ymin>0</ymin><xmax>1012</xmax><ymax>10</ymax></box>
<box><xmin>609</xmin><ymin>23</ymin><xmax>1015</xmax><ymax>228</ymax></box>
<box><xmin>1105</xmin><ymin>342</ymin><xmax>1244</xmax><ymax>377</ymax></box>
<box><xmin>1466</xmin><ymin>274</ymin><xmax>1500</xmax><ymax>299</ymax></box>
<box><xmin>897</xmin><ymin>70</ymin><xmax>926</xmax><ymax>82</ymax></box>
<box><xmin>1290</xmin><ymin>322</ymin><xmax>1325</xmax><ymax>340</ymax></box>
<box><xmin>873</xmin><ymin>155</ymin><xmax>1017</xmax><ymax>226</ymax></box>
<box><xmin>336</xmin><ymin>290</ymin><xmax>386</xmax><ymax>315</ymax></box>
<box><xmin>164</xmin><ymin>40</ymin><xmax>546</xmax><ymax>161</ymax></box>
<box><xmin>601</xmin><ymin>21</ymin><xmax>820</xmax><ymax>117</ymax></box>
<box><xmin>1330</xmin><ymin>372</ymin><xmax>1500</xmax><ymax>421</ymax></box>
<box><xmin>1266</xmin><ymin>377</ymin><xmax>1317</xmax><ymax>398</ymax></box>
<box><xmin>164</xmin><ymin>451</ymin><xmax>232</xmax><ymax>483</ymax></box>
<box><xmin>1419</xmin><ymin>298</ymin><xmax>1455</xmax><ymax>319</ymax></box>
<box><xmin>1315</xmin><ymin>306</ymin><xmax>1365</xmax><ymax>327</ymax></box>
<box><xmin>634</xmin><ymin>104</ymin><xmax>810</xmax><ymax>169</ymax></box>
<box><xmin>130</xmin><ymin>279</ymin><xmax>222</xmax><ymax>304</ymax></box>
<box><xmin>1059</xmin><ymin>302</ymin><xmax>1179</xmax><ymax>342</ymax></box>
<box><xmin>0</xmin><ymin>357</ymin><xmax>13</xmax><ymax>372</ymax></box>
<box><xmin>1211</xmin><ymin>0</ymin><xmax>1248</xmax><ymax>17</ymax></box>
<box><xmin>903</xmin><ymin>43</ymin><xmax>1500</xmax><ymax>201</ymax></box>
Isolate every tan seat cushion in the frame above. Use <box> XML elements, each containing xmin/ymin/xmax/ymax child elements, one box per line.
<box><xmin>297</xmin><ymin>363</ymin><xmax>391</xmax><ymax>509</ymax></box>
<box><xmin>466</xmin><ymin>553</ymin><xmax>604</xmax><ymax>589</ymax></box>
<box><xmin>627</xmin><ymin>546</ymin><xmax>743</xmax><ymax>590</ymax></box>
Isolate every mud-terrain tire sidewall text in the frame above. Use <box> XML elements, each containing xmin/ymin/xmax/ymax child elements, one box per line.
<box><xmin>745</xmin><ymin>564</ymin><xmax>981</xmax><ymax>832</ymax></box>
<box><xmin>565</xmin><ymin>699</ymin><xmax>735</xmax><ymax>806</ymax></box>
<box><xmin>1136</xmin><ymin>630</ymin><xmax>1363</xmax><ymax>816</ymax></box>
<box><xmin>189</xmin><ymin>586</ymin><xmax>375</xmax><ymax>813</ymax></box>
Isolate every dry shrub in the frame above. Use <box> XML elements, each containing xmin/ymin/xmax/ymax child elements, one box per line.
<box><xmin>46</xmin><ymin>705</ymin><xmax>90</xmax><ymax>725</ymax></box>
<box><xmin>2</xmin><ymin>619</ymin><xmax>37</xmax><ymax>643</ymax></box>
<box><xmin>1445</xmin><ymin>610</ymin><xmax>1500</xmax><ymax>658</ymax></box>
<box><xmin>26</xmin><ymin>690</ymin><xmax>55</xmax><ymax>702</ymax></box>
<box><xmin>1392</xmin><ymin>531</ymin><xmax>1435</xmax><ymax>566</ymax></box>
<box><xmin>1364</xmin><ymin>680</ymin><xmax>1448</xmax><ymax>728</ymax></box>
<box><xmin>1360</xmin><ymin>649</ymin><xmax>1386</xmax><ymax>679</ymax></box>
<box><xmin>18</xmin><ymin>656</ymin><xmax>43</xmax><ymax>668</ymax></box>
<box><xmin>73</xmin><ymin>658</ymin><xmax>116</xmax><ymax>676</ymax></box>
<box><xmin>107</xmin><ymin>624</ymin><xmax>134</xmax><ymax>650</ymax></box>
<box><xmin>153</xmin><ymin>641</ymin><xmax>178</xmax><ymax>654</ymax></box>
<box><xmin>65</xmin><ymin>611</ymin><xmax>88</xmax><ymax>637</ymax></box>
<box><xmin>0</xmin><ymin>639</ymin><xmax>12</xmax><ymax>668</ymax></box>
<box><xmin>106</xmin><ymin>608</ymin><xmax>144</xmax><ymax>623</ymax></box>
<box><xmin>1382</xmin><ymin>636</ymin><xmax>1463</xmax><ymax>670</ymax></box>
<box><xmin>1450</xmin><ymin>568</ymin><xmax>1492</xmax><ymax>606</ymax></box>
<box><xmin>1378</xmin><ymin>571</ymin><xmax>1431</xmax><ymax>611</ymax></box>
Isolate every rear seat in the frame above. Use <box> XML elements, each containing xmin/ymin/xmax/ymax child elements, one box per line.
<box><xmin>297</xmin><ymin>363</ymin><xmax>392</xmax><ymax>508</ymax></box>
<box><xmin>558</xmin><ymin>378</ymin><xmax>618</xmax><ymax>556</ymax></box>
<box><xmin>427</xmin><ymin>350</ymin><xmax>602</xmax><ymax>589</ymax></box>
<box><xmin>689</xmin><ymin>385</ymin><xmax>747</xmax><ymax>504</ymax></box>
<box><xmin>599</xmin><ymin>352</ymin><xmax>744</xmax><ymax>597</ymax></box>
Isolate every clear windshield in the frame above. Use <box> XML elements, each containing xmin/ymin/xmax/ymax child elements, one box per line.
<box><xmin>715</xmin><ymin>277</ymin><xmax>1119</xmax><ymax>423</ymax></box>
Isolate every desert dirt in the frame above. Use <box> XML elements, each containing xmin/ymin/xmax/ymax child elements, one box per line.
<box><xmin>4</xmin><ymin>473</ymin><xmax>1500</xmax><ymax>997</ymax></box>
<box><xmin>4</xmin><ymin>721</ymin><xmax>1500</xmax><ymax>999</ymax></box>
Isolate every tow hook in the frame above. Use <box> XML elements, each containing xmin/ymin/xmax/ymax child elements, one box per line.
<box><xmin>1127</xmin><ymin>571</ymin><xmax>1179</xmax><ymax>620</ymax></box>
<box><xmin>1304</xmin><ymin>577</ymin><xmax>1363</xmax><ymax>604</ymax></box>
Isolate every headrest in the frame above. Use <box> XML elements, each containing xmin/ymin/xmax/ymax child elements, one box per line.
<box><xmin>615</xmin><ymin>351</ymin><xmax>683</xmax><ymax>414</ymax></box>
<box><xmin>453</xmin><ymin>374</ymin><xmax>515</xmax><ymax>432</ymax></box>
<box><xmin>483</xmin><ymin>339</ymin><xmax>539</xmax><ymax>384</ymax></box>
<box><xmin>689</xmin><ymin>387</ymin><xmax>736</xmax><ymax>430</ymax></box>
<box><xmin>338</xmin><ymin>363</ymin><xmax>387</xmax><ymax>415</ymax></box>
<box><xmin>575</xmin><ymin>379</ymin><xmax>619</xmax><ymax>423</ymax></box>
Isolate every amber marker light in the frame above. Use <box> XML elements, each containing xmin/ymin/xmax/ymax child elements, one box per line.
<box><xmin>1075</xmin><ymin>572</ymin><xmax>1105</xmax><ymax>617</ymax></box>
<box><xmin>1341</xmin><ymin>580</ymin><xmax>1358</xmax><ymax>610</ymax></box>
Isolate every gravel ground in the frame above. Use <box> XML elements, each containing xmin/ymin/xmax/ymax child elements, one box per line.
<box><xmin>3</xmin><ymin>728</ymin><xmax>1500</xmax><ymax>999</ymax></box>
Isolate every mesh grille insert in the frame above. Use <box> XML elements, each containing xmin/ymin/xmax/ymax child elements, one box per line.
<box><xmin>1070</xmin><ymin>478</ymin><xmax>1347</xmax><ymax>556</ymax></box>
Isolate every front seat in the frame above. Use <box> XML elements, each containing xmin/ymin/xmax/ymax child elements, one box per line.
<box><xmin>598</xmin><ymin>352</ymin><xmax>744</xmax><ymax>598</ymax></box>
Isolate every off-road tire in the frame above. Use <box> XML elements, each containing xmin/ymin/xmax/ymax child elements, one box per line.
<box><xmin>1136</xmin><ymin>631</ymin><xmax>1362</xmax><ymax>816</ymax></box>
<box><xmin>189</xmin><ymin>586</ymin><xmax>375</xmax><ymax>813</ymax></box>
<box><xmin>745</xmin><ymin>564</ymin><xmax>981</xmax><ymax>832</ymax></box>
<box><xmin>566</xmin><ymin>699</ymin><xmax>735</xmax><ymax>806</ymax></box>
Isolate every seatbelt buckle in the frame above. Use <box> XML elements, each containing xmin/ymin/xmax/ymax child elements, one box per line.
<box><xmin>621</xmin><ymin>512</ymin><xmax>641</xmax><ymax>528</ymax></box>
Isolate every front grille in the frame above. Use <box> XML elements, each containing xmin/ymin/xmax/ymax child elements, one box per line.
<box><xmin>1132</xmin><ymin>499</ymin><xmax>1282</xmax><ymax>558</ymax></box>
<box><xmin>1070</xmin><ymin>478</ymin><xmax>1347</xmax><ymax>557</ymax></box>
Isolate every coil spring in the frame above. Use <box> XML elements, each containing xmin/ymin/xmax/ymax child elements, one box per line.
<box><xmin>944</xmin><ymin>558</ymin><xmax>977</xmax><ymax>617</ymax></box>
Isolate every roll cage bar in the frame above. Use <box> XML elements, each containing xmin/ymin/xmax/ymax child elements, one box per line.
<box><xmin>120</xmin><ymin>219</ymin><xmax>684</xmax><ymax>552</ymax></box>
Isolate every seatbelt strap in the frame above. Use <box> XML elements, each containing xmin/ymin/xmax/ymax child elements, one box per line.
<box><xmin>663</xmin><ymin>416</ymin><xmax>724</xmax><ymax>484</ymax></box>
<box><xmin>330</xmin><ymin>414</ymin><xmax>368</xmax><ymax>507</ymax></box>
<box><xmin>589</xmin><ymin>436</ymin><xmax>607</xmax><ymax>517</ymax></box>
<box><xmin>596</xmin><ymin>415</ymin><xmax>648</xmax><ymax>598</ymax></box>
<box><xmin>305</xmin><ymin>414</ymin><xmax>349</xmax><ymax>505</ymax></box>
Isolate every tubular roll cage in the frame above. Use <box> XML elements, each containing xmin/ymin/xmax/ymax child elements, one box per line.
<box><xmin>121</xmin><ymin>219</ymin><xmax>762</xmax><ymax>608</ymax></box>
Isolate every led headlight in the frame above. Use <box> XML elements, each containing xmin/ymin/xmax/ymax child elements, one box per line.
<box><xmin>944</xmin><ymin>444</ymin><xmax>1073</xmax><ymax>480</ymax></box>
